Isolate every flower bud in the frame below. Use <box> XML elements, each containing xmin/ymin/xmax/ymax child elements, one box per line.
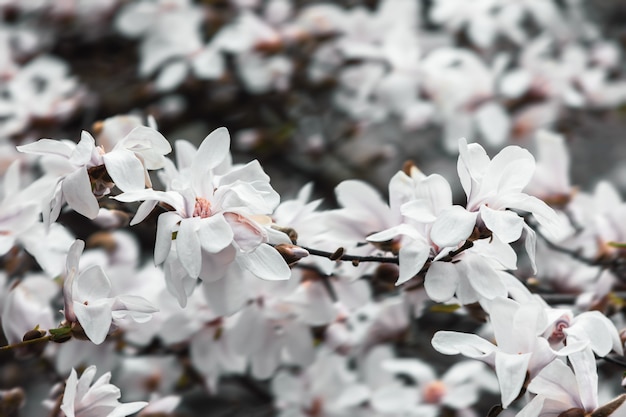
<box><xmin>16</xmin><ymin>329</ymin><xmax>48</xmax><ymax>358</ymax></box>
<box><xmin>274</xmin><ymin>244</ymin><xmax>309</xmax><ymax>266</ymax></box>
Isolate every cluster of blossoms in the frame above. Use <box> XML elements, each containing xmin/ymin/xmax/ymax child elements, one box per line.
<box><xmin>0</xmin><ymin>1</ymin><xmax>626</xmax><ymax>417</ymax></box>
<box><xmin>0</xmin><ymin>112</ymin><xmax>624</xmax><ymax>416</ymax></box>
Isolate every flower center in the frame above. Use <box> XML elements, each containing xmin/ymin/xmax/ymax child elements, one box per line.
<box><xmin>193</xmin><ymin>197</ymin><xmax>212</xmax><ymax>218</ymax></box>
<box><xmin>423</xmin><ymin>380</ymin><xmax>447</xmax><ymax>404</ymax></box>
<box><xmin>549</xmin><ymin>318</ymin><xmax>570</xmax><ymax>344</ymax></box>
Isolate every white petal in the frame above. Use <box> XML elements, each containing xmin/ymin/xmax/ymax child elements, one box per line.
<box><xmin>191</xmin><ymin>127</ymin><xmax>230</xmax><ymax>194</ymax></box>
<box><xmin>483</xmin><ymin>145</ymin><xmax>535</xmax><ymax>196</ymax></box>
<box><xmin>397</xmin><ymin>243</ymin><xmax>429</xmax><ymax>285</ymax></box>
<box><xmin>103</xmin><ymin>149</ymin><xmax>146</xmax><ymax>192</ymax></box>
<box><xmin>431</xmin><ymin>331</ymin><xmax>497</xmax><ymax>359</ymax></box>
<box><xmin>176</xmin><ymin>218</ymin><xmax>202</xmax><ymax>278</ymax></box>
<box><xmin>198</xmin><ymin>213</ymin><xmax>235</xmax><ymax>253</ymax></box>
<box><xmin>480</xmin><ymin>206</ymin><xmax>524</xmax><ymax>243</ymax></box>
<box><xmin>75</xmin><ymin>265</ymin><xmax>112</xmax><ymax>301</ymax></box>
<box><xmin>155</xmin><ymin>212</ymin><xmax>181</xmax><ymax>265</ymax></box>
<box><xmin>430</xmin><ymin>206</ymin><xmax>477</xmax><ymax>248</ymax></box>
<box><xmin>62</xmin><ymin>167</ymin><xmax>99</xmax><ymax>219</ymax></box>
<box><xmin>424</xmin><ymin>261</ymin><xmax>460</xmax><ymax>302</ymax></box>
<box><xmin>465</xmin><ymin>256</ymin><xmax>507</xmax><ymax>300</ymax></box>
<box><xmin>237</xmin><ymin>243</ymin><xmax>291</xmax><ymax>281</ymax></box>
<box><xmin>495</xmin><ymin>351</ymin><xmax>532</xmax><ymax>408</ymax></box>
<box><xmin>73</xmin><ymin>298</ymin><xmax>114</xmax><ymax>345</ymax></box>
<box><xmin>17</xmin><ymin>139</ymin><xmax>73</xmax><ymax>158</ymax></box>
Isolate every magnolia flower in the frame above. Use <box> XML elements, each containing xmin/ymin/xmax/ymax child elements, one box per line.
<box><xmin>432</xmin><ymin>297</ymin><xmax>588</xmax><ymax>408</ymax></box>
<box><xmin>59</xmin><ymin>366</ymin><xmax>147</xmax><ymax>417</ymax></box>
<box><xmin>17</xmin><ymin>125</ymin><xmax>170</xmax><ymax>225</ymax></box>
<box><xmin>63</xmin><ymin>240</ymin><xmax>157</xmax><ymax>344</ymax></box>
<box><xmin>517</xmin><ymin>351</ymin><xmax>626</xmax><ymax>417</ymax></box>
<box><xmin>115</xmin><ymin>127</ymin><xmax>292</xmax><ymax>307</ymax></box>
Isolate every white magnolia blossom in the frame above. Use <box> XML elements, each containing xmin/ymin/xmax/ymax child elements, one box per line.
<box><xmin>115</xmin><ymin>127</ymin><xmax>292</xmax><ymax>307</ymax></box>
<box><xmin>62</xmin><ymin>240</ymin><xmax>157</xmax><ymax>345</ymax></box>
<box><xmin>59</xmin><ymin>366</ymin><xmax>147</xmax><ymax>417</ymax></box>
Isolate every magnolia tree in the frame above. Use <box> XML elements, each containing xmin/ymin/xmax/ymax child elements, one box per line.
<box><xmin>1</xmin><ymin>1</ymin><xmax>626</xmax><ymax>417</ymax></box>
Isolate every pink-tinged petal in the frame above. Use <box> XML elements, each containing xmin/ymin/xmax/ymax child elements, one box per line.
<box><xmin>70</xmin><ymin>131</ymin><xmax>97</xmax><ymax>166</ymax></box>
<box><xmin>237</xmin><ymin>243</ymin><xmax>291</xmax><ymax>281</ymax></box>
<box><xmin>424</xmin><ymin>261</ymin><xmax>460</xmax><ymax>302</ymax></box>
<box><xmin>154</xmin><ymin>212</ymin><xmax>181</xmax><ymax>265</ymax></box>
<box><xmin>191</xmin><ymin>127</ymin><xmax>230</xmax><ymax>194</ymax></box>
<box><xmin>130</xmin><ymin>200</ymin><xmax>158</xmax><ymax>226</ymax></box>
<box><xmin>75</xmin><ymin>265</ymin><xmax>112</xmax><ymax>301</ymax></box>
<box><xmin>176</xmin><ymin>218</ymin><xmax>202</xmax><ymax>278</ymax></box>
<box><xmin>224</xmin><ymin>212</ymin><xmax>266</xmax><ymax>252</ymax></box>
<box><xmin>464</xmin><ymin>255</ymin><xmax>507</xmax><ymax>300</ymax></box>
<box><xmin>103</xmin><ymin>149</ymin><xmax>146</xmax><ymax>192</ymax></box>
<box><xmin>431</xmin><ymin>331</ymin><xmax>497</xmax><ymax>360</ymax></box>
<box><xmin>62</xmin><ymin>166</ymin><xmax>99</xmax><ymax>219</ymax></box>
<box><xmin>480</xmin><ymin>206</ymin><xmax>524</xmax><ymax>243</ymax></box>
<box><xmin>60</xmin><ymin>368</ymin><xmax>79</xmax><ymax>417</ymax></box>
<box><xmin>17</xmin><ymin>139</ymin><xmax>73</xmax><ymax>158</ymax></box>
<box><xmin>397</xmin><ymin>243</ymin><xmax>429</xmax><ymax>285</ymax></box>
<box><xmin>73</xmin><ymin>298</ymin><xmax>114</xmax><ymax>345</ymax></box>
<box><xmin>430</xmin><ymin>206</ymin><xmax>477</xmax><ymax>248</ymax></box>
<box><xmin>495</xmin><ymin>351</ymin><xmax>532</xmax><ymax>408</ymax></box>
<box><xmin>198</xmin><ymin>213</ymin><xmax>234</xmax><ymax>253</ymax></box>
<box><xmin>568</xmin><ymin>348</ymin><xmax>598</xmax><ymax>411</ymax></box>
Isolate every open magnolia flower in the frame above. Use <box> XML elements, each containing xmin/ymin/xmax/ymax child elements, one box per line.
<box><xmin>58</xmin><ymin>366</ymin><xmax>147</xmax><ymax>417</ymax></box>
<box><xmin>16</xmin><ymin>124</ymin><xmax>170</xmax><ymax>226</ymax></box>
<box><xmin>63</xmin><ymin>240</ymin><xmax>157</xmax><ymax>344</ymax></box>
<box><xmin>115</xmin><ymin>127</ymin><xmax>292</xmax><ymax>307</ymax></box>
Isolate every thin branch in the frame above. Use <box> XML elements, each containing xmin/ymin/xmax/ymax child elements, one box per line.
<box><xmin>299</xmin><ymin>246</ymin><xmax>399</xmax><ymax>264</ymax></box>
<box><xmin>0</xmin><ymin>335</ymin><xmax>52</xmax><ymax>352</ymax></box>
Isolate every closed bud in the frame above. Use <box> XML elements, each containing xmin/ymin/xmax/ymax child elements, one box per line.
<box><xmin>16</xmin><ymin>328</ymin><xmax>48</xmax><ymax>358</ymax></box>
<box><xmin>274</xmin><ymin>244</ymin><xmax>309</xmax><ymax>266</ymax></box>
